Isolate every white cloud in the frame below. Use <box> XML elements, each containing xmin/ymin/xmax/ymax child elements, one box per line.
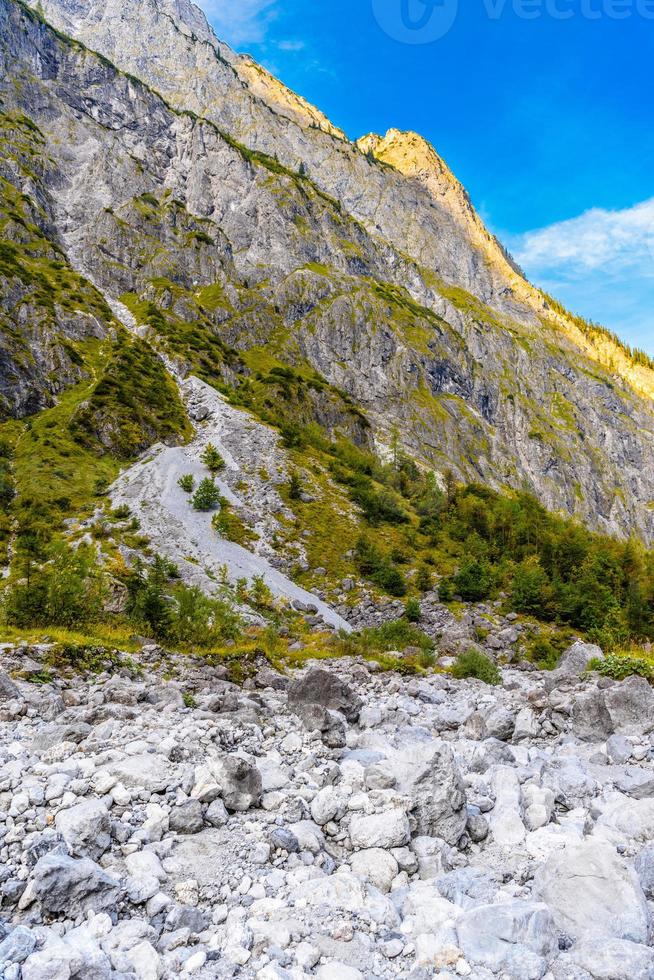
<box><xmin>506</xmin><ymin>199</ymin><xmax>654</xmax><ymax>353</ymax></box>
<box><xmin>276</xmin><ymin>39</ymin><xmax>305</xmax><ymax>51</ymax></box>
<box><xmin>511</xmin><ymin>198</ymin><xmax>654</xmax><ymax>276</ymax></box>
<box><xmin>197</xmin><ymin>0</ymin><xmax>278</xmax><ymax>46</ymax></box>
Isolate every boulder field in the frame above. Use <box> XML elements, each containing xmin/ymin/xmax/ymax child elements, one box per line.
<box><xmin>1</xmin><ymin>642</ymin><xmax>654</xmax><ymax>978</ymax></box>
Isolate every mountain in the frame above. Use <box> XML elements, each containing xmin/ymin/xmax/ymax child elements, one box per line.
<box><xmin>2</xmin><ymin>0</ymin><xmax>654</xmax><ymax>551</ymax></box>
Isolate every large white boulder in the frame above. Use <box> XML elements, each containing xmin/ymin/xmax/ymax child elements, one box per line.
<box><xmin>55</xmin><ymin>799</ymin><xmax>111</xmax><ymax>860</ymax></box>
<box><xmin>349</xmin><ymin>848</ymin><xmax>398</xmax><ymax>893</ymax></box>
<box><xmin>349</xmin><ymin>808</ymin><xmax>410</xmax><ymax>850</ymax></box>
<box><xmin>533</xmin><ymin>839</ymin><xmax>649</xmax><ymax>943</ymax></box>
<box><xmin>456</xmin><ymin>900</ymin><xmax>557</xmax><ymax>975</ymax></box>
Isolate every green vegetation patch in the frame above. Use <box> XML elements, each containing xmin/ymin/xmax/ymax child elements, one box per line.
<box><xmin>69</xmin><ymin>332</ymin><xmax>191</xmax><ymax>458</ymax></box>
<box><xmin>451</xmin><ymin>648</ymin><xmax>501</xmax><ymax>686</ymax></box>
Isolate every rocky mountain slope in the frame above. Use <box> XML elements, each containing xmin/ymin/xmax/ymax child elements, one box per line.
<box><xmin>1</xmin><ymin>0</ymin><xmax>654</xmax><ymax>543</ymax></box>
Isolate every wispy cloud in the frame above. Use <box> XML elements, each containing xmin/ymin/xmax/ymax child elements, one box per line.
<box><xmin>196</xmin><ymin>0</ymin><xmax>278</xmax><ymax>46</ymax></box>
<box><xmin>511</xmin><ymin>198</ymin><xmax>654</xmax><ymax>276</ymax></box>
<box><xmin>507</xmin><ymin>199</ymin><xmax>654</xmax><ymax>352</ymax></box>
<box><xmin>277</xmin><ymin>39</ymin><xmax>305</xmax><ymax>51</ymax></box>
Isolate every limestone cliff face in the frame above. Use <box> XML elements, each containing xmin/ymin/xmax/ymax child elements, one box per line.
<box><xmin>18</xmin><ymin>0</ymin><xmax>549</xmax><ymax>316</ymax></box>
<box><xmin>3</xmin><ymin>0</ymin><xmax>654</xmax><ymax>543</ymax></box>
<box><xmin>22</xmin><ymin>0</ymin><xmax>654</xmax><ymax>404</ymax></box>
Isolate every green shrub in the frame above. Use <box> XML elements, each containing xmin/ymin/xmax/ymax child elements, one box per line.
<box><xmin>416</xmin><ymin>564</ymin><xmax>433</xmax><ymax>593</ymax></box>
<box><xmin>2</xmin><ymin>545</ymin><xmax>105</xmax><ymax>629</ymax></box>
<box><xmin>288</xmin><ymin>472</ymin><xmax>303</xmax><ymax>500</ymax></box>
<box><xmin>280</xmin><ymin>422</ymin><xmax>305</xmax><ymax>449</ymax></box>
<box><xmin>451</xmin><ymin>559</ymin><xmax>493</xmax><ymax>602</ymax></box>
<box><xmin>349</xmin><ymin>480</ymin><xmax>409</xmax><ymax>525</ymax></box>
<box><xmin>250</xmin><ymin>575</ymin><xmax>274</xmax><ymax>610</ymax></box>
<box><xmin>178</xmin><ymin>474</ymin><xmax>195</xmax><ymax>493</ymax></box>
<box><xmin>192</xmin><ymin>478</ymin><xmax>221</xmax><ymax>511</ymax></box>
<box><xmin>404</xmin><ymin>598</ymin><xmax>422</xmax><ymax>623</ymax></box>
<box><xmin>212</xmin><ymin>498</ymin><xmax>259</xmax><ymax>547</ymax></box>
<box><xmin>451</xmin><ymin>649</ymin><xmax>501</xmax><ymax>686</ymax></box>
<box><xmin>169</xmin><ymin>586</ymin><xmax>242</xmax><ymax>647</ymax></box>
<box><xmin>354</xmin><ymin>535</ymin><xmax>406</xmax><ymax>596</ymax></box>
<box><xmin>590</xmin><ymin>653</ymin><xmax>653</xmax><ymax>682</ymax></box>
<box><xmin>374</xmin><ymin>564</ymin><xmax>407</xmax><ymax>597</ymax></box>
<box><xmin>525</xmin><ymin>635</ymin><xmax>561</xmax><ymax>670</ymax></box>
<box><xmin>126</xmin><ymin>562</ymin><xmax>172</xmax><ymax>639</ymax></box>
<box><xmin>200</xmin><ymin>443</ymin><xmax>225</xmax><ymax>474</ymax></box>
<box><xmin>512</xmin><ymin>556</ymin><xmax>552</xmax><ymax>614</ymax></box>
<box><xmin>342</xmin><ymin>618</ymin><xmax>434</xmax><ymax>657</ymax></box>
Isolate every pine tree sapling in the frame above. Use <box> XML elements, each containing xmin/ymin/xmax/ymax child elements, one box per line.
<box><xmin>200</xmin><ymin>443</ymin><xmax>226</xmax><ymax>474</ymax></box>
<box><xmin>178</xmin><ymin>474</ymin><xmax>195</xmax><ymax>493</ymax></box>
<box><xmin>404</xmin><ymin>598</ymin><xmax>422</xmax><ymax>623</ymax></box>
<box><xmin>288</xmin><ymin>472</ymin><xmax>303</xmax><ymax>500</ymax></box>
<box><xmin>192</xmin><ymin>478</ymin><xmax>221</xmax><ymax>511</ymax></box>
<box><xmin>416</xmin><ymin>564</ymin><xmax>433</xmax><ymax>593</ymax></box>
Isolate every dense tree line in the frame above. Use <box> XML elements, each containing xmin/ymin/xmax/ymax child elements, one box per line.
<box><xmin>327</xmin><ymin>436</ymin><xmax>654</xmax><ymax>648</ymax></box>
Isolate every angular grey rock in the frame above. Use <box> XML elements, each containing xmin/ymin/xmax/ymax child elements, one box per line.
<box><xmin>0</xmin><ymin>672</ymin><xmax>20</xmax><ymax>702</ymax></box>
<box><xmin>211</xmin><ymin>754</ymin><xmax>262</xmax><ymax>812</ymax></box>
<box><xmin>169</xmin><ymin>799</ymin><xmax>204</xmax><ymax>835</ymax></box>
<box><xmin>455</xmin><ymin>901</ymin><xmax>558</xmax><ymax>973</ymax></box>
<box><xmin>437</xmin><ymin>868</ymin><xmax>499</xmax><ymax>908</ymax></box>
<box><xmin>288</xmin><ymin>668</ymin><xmax>362</xmax><ymax>723</ymax></box>
<box><xmin>412</xmin><ymin>836</ymin><xmax>451</xmax><ymax>880</ymax></box>
<box><xmin>635</xmin><ymin>843</ymin><xmax>654</xmax><ymax>898</ymax></box>
<box><xmin>557</xmin><ymin>640</ymin><xmax>604</xmax><ymax>677</ymax></box>
<box><xmin>489</xmin><ymin>766</ymin><xmax>526</xmax><ymax>848</ymax></box>
<box><xmin>292</xmin><ymin>701</ymin><xmax>347</xmax><ymax>748</ymax></box>
<box><xmin>55</xmin><ymin>799</ymin><xmax>111</xmax><ymax>860</ymax></box>
<box><xmin>386</xmin><ymin>741</ymin><xmax>467</xmax><ymax>845</ymax></box>
<box><xmin>255</xmin><ymin>667</ymin><xmax>289</xmax><ymax>691</ymax></box>
<box><xmin>604</xmin><ymin>676</ymin><xmax>654</xmax><ymax>735</ymax></box>
<box><xmin>614</xmin><ymin>766</ymin><xmax>654</xmax><ymax>800</ymax></box>
<box><xmin>483</xmin><ymin>705</ymin><xmax>516</xmax><ymax>741</ymax></box>
<box><xmin>99</xmin><ymin>753</ymin><xmax>173</xmax><ymax>793</ymax></box>
<box><xmin>32</xmin><ymin>853</ymin><xmax>122</xmax><ymax>915</ymax></box>
<box><xmin>349</xmin><ymin>848</ymin><xmax>398</xmax><ymax>893</ymax></box>
<box><xmin>0</xmin><ymin>926</ymin><xmax>36</xmax><ymax>963</ymax></box>
<box><xmin>22</xmin><ymin>925</ymin><xmax>112</xmax><ymax>980</ymax></box>
<box><xmin>570</xmin><ymin>689</ymin><xmax>614</xmax><ymax>742</ymax></box>
<box><xmin>466</xmin><ymin>811</ymin><xmax>489</xmax><ymax>842</ymax></box>
<box><xmin>512</xmin><ymin>707</ymin><xmax>540</xmax><ymax>742</ymax></box>
<box><xmin>270</xmin><ymin>827</ymin><xmax>300</xmax><ymax>852</ymax></box>
<box><xmin>165</xmin><ymin>903</ymin><xmax>210</xmax><ymax>934</ymax></box>
<box><xmin>205</xmin><ymin>799</ymin><xmax>229</xmax><ymax>827</ymax></box>
<box><xmin>349</xmin><ymin>809</ymin><xmax>410</xmax><ymax>850</ymax></box>
<box><xmin>570</xmin><ymin>938</ymin><xmax>654</xmax><ymax>980</ymax></box>
<box><xmin>310</xmin><ymin>786</ymin><xmax>346</xmax><ymax>826</ymax></box>
<box><xmin>533</xmin><ymin>839</ymin><xmax>649</xmax><ymax>943</ymax></box>
<box><xmin>606</xmin><ymin>733</ymin><xmax>633</xmax><ymax>764</ymax></box>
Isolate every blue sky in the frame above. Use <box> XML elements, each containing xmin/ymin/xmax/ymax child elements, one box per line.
<box><xmin>198</xmin><ymin>0</ymin><xmax>654</xmax><ymax>353</ymax></box>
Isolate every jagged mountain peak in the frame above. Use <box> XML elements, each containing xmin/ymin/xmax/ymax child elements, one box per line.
<box><xmin>357</xmin><ymin>128</ymin><xmax>461</xmax><ymax>186</ymax></box>
<box><xmin>356</xmin><ymin>126</ymin><xmax>524</xmax><ymax>278</ymax></box>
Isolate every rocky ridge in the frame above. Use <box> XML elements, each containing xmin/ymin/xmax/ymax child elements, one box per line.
<box><xmin>2</xmin><ymin>0</ymin><xmax>654</xmax><ymax>542</ymax></box>
<box><xmin>2</xmin><ymin>643</ymin><xmax>654</xmax><ymax>978</ymax></box>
